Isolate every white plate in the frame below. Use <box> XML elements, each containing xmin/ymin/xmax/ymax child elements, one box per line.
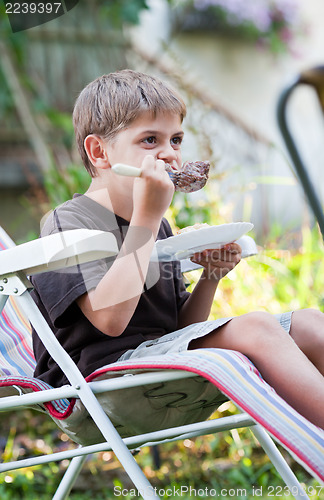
<box><xmin>152</xmin><ymin>222</ymin><xmax>254</xmax><ymax>261</ymax></box>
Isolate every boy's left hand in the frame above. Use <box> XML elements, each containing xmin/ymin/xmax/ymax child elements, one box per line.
<box><xmin>191</xmin><ymin>242</ymin><xmax>242</xmax><ymax>281</ymax></box>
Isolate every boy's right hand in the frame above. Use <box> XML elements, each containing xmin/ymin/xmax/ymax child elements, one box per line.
<box><xmin>132</xmin><ymin>155</ymin><xmax>175</xmax><ymax>223</ymax></box>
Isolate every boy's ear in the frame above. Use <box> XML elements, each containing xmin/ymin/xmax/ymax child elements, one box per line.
<box><xmin>84</xmin><ymin>135</ymin><xmax>110</xmax><ymax>170</ymax></box>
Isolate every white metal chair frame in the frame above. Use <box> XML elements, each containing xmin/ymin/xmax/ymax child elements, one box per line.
<box><xmin>0</xmin><ymin>230</ymin><xmax>314</xmax><ymax>500</ymax></box>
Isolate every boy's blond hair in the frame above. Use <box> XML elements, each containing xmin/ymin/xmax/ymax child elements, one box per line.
<box><xmin>73</xmin><ymin>69</ymin><xmax>187</xmax><ymax>176</ymax></box>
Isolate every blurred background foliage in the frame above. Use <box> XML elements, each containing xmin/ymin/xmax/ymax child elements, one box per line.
<box><xmin>0</xmin><ymin>0</ymin><xmax>324</xmax><ymax>498</ymax></box>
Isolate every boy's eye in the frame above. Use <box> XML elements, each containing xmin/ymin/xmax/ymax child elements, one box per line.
<box><xmin>171</xmin><ymin>136</ymin><xmax>182</xmax><ymax>146</ymax></box>
<box><xmin>143</xmin><ymin>136</ymin><xmax>156</xmax><ymax>145</ymax></box>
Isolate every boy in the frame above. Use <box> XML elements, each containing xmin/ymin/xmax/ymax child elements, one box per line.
<box><xmin>32</xmin><ymin>70</ymin><xmax>324</xmax><ymax>429</ymax></box>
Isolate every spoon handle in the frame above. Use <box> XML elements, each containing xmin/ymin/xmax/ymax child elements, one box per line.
<box><xmin>112</xmin><ymin>163</ymin><xmax>142</xmax><ymax>177</ymax></box>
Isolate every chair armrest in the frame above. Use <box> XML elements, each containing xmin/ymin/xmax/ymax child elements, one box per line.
<box><xmin>0</xmin><ymin>229</ymin><xmax>118</xmax><ymax>276</ymax></box>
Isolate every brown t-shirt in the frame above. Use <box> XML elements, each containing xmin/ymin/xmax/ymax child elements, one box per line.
<box><xmin>32</xmin><ymin>194</ymin><xmax>190</xmax><ymax>387</ymax></box>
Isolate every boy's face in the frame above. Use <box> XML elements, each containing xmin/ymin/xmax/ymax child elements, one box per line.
<box><xmin>105</xmin><ymin>111</ymin><xmax>183</xmax><ymax>171</ymax></box>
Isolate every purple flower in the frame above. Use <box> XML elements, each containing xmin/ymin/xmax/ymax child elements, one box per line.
<box><xmin>192</xmin><ymin>0</ymin><xmax>299</xmax><ymax>28</ymax></box>
<box><xmin>189</xmin><ymin>0</ymin><xmax>301</xmax><ymax>52</ymax></box>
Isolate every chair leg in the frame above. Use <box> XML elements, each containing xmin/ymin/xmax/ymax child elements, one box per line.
<box><xmin>53</xmin><ymin>454</ymin><xmax>87</xmax><ymax>500</ymax></box>
<box><xmin>0</xmin><ymin>295</ymin><xmax>8</xmax><ymax>315</ymax></box>
<box><xmin>251</xmin><ymin>425</ymin><xmax>310</xmax><ymax>500</ymax></box>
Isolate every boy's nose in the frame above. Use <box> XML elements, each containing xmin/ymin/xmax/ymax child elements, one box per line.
<box><xmin>157</xmin><ymin>144</ymin><xmax>177</xmax><ymax>164</ymax></box>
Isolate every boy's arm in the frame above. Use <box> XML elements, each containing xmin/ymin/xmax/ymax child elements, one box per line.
<box><xmin>77</xmin><ymin>221</ymin><xmax>156</xmax><ymax>336</ymax></box>
<box><xmin>77</xmin><ymin>157</ymin><xmax>174</xmax><ymax>336</ymax></box>
<box><xmin>177</xmin><ymin>243</ymin><xmax>241</xmax><ymax>328</ymax></box>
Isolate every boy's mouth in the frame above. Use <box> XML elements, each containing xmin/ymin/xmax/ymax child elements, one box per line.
<box><xmin>165</xmin><ymin>163</ymin><xmax>179</xmax><ymax>172</ymax></box>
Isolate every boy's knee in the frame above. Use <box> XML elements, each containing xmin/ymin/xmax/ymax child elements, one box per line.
<box><xmin>291</xmin><ymin>308</ymin><xmax>324</xmax><ymax>352</ymax></box>
<box><xmin>242</xmin><ymin>311</ymin><xmax>279</xmax><ymax>331</ymax></box>
<box><xmin>218</xmin><ymin>311</ymin><xmax>288</xmax><ymax>357</ymax></box>
<box><xmin>292</xmin><ymin>308</ymin><xmax>324</xmax><ymax>334</ymax></box>
<box><xmin>239</xmin><ymin>311</ymin><xmax>288</xmax><ymax>349</ymax></box>
<box><xmin>302</xmin><ymin>308</ymin><xmax>323</xmax><ymax>321</ymax></box>
<box><xmin>294</xmin><ymin>307</ymin><xmax>323</xmax><ymax>318</ymax></box>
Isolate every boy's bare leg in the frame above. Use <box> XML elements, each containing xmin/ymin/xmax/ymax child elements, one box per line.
<box><xmin>289</xmin><ymin>308</ymin><xmax>324</xmax><ymax>376</ymax></box>
<box><xmin>189</xmin><ymin>311</ymin><xmax>324</xmax><ymax>429</ymax></box>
